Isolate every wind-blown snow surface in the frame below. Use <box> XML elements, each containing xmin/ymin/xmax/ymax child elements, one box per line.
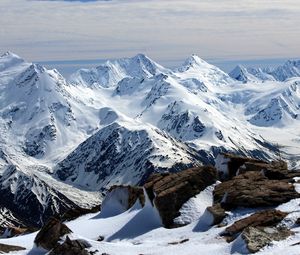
<box><xmin>1</xmin><ymin>51</ymin><xmax>300</xmax><ymax>227</ymax></box>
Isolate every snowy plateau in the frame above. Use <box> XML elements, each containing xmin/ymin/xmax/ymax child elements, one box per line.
<box><xmin>1</xmin><ymin>51</ymin><xmax>300</xmax><ymax>254</ymax></box>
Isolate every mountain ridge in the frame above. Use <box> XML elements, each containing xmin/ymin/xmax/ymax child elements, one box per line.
<box><xmin>1</xmin><ymin>51</ymin><xmax>300</xmax><ymax>232</ymax></box>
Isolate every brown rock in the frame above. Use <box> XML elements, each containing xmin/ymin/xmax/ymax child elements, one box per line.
<box><xmin>241</xmin><ymin>226</ymin><xmax>292</xmax><ymax>253</ymax></box>
<box><xmin>49</xmin><ymin>236</ymin><xmax>94</xmax><ymax>255</ymax></box>
<box><xmin>34</xmin><ymin>217</ymin><xmax>72</xmax><ymax>251</ymax></box>
<box><xmin>216</xmin><ymin>153</ymin><xmax>296</xmax><ymax>181</ymax></box>
<box><xmin>216</xmin><ymin>153</ymin><xmax>267</xmax><ymax>180</ymax></box>
<box><xmin>224</xmin><ymin>209</ymin><xmax>288</xmax><ymax>237</ymax></box>
<box><xmin>0</xmin><ymin>243</ymin><xmax>26</xmax><ymax>253</ymax></box>
<box><xmin>214</xmin><ymin>171</ymin><xmax>300</xmax><ymax>209</ymax></box>
<box><xmin>144</xmin><ymin>166</ymin><xmax>217</xmax><ymax>228</ymax></box>
<box><xmin>60</xmin><ymin>205</ymin><xmax>100</xmax><ymax>222</ymax></box>
<box><xmin>206</xmin><ymin>203</ymin><xmax>227</xmax><ymax>225</ymax></box>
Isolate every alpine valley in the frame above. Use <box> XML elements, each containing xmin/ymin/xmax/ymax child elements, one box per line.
<box><xmin>1</xmin><ymin>51</ymin><xmax>300</xmax><ymax>254</ymax></box>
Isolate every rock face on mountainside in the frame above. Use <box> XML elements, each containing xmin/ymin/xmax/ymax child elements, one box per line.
<box><xmin>144</xmin><ymin>166</ymin><xmax>217</xmax><ymax>228</ymax></box>
<box><xmin>54</xmin><ymin>122</ymin><xmax>202</xmax><ymax>191</ymax></box>
<box><xmin>0</xmin><ymin>165</ymin><xmax>92</xmax><ymax>229</ymax></box>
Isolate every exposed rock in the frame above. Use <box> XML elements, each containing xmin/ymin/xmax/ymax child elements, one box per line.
<box><xmin>34</xmin><ymin>217</ymin><xmax>72</xmax><ymax>251</ymax></box>
<box><xmin>1</xmin><ymin>226</ymin><xmax>37</xmax><ymax>238</ymax></box>
<box><xmin>224</xmin><ymin>209</ymin><xmax>288</xmax><ymax>237</ymax></box>
<box><xmin>206</xmin><ymin>203</ymin><xmax>227</xmax><ymax>225</ymax></box>
<box><xmin>60</xmin><ymin>205</ymin><xmax>100</xmax><ymax>222</ymax></box>
<box><xmin>168</xmin><ymin>238</ymin><xmax>189</xmax><ymax>245</ymax></box>
<box><xmin>0</xmin><ymin>243</ymin><xmax>26</xmax><ymax>253</ymax></box>
<box><xmin>215</xmin><ymin>153</ymin><xmax>267</xmax><ymax>180</ymax></box>
<box><xmin>49</xmin><ymin>236</ymin><xmax>94</xmax><ymax>255</ymax></box>
<box><xmin>214</xmin><ymin>171</ymin><xmax>300</xmax><ymax>209</ymax></box>
<box><xmin>241</xmin><ymin>226</ymin><xmax>293</xmax><ymax>253</ymax></box>
<box><xmin>144</xmin><ymin>166</ymin><xmax>217</xmax><ymax>228</ymax></box>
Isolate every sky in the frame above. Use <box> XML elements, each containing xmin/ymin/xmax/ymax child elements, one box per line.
<box><xmin>1</xmin><ymin>0</ymin><xmax>300</xmax><ymax>75</ymax></box>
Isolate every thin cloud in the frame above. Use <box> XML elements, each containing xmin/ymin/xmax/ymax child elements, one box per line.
<box><xmin>1</xmin><ymin>0</ymin><xmax>299</xmax><ymax>63</ymax></box>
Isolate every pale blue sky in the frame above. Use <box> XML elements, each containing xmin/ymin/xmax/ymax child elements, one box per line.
<box><xmin>1</xmin><ymin>0</ymin><xmax>299</xmax><ymax>72</ymax></box>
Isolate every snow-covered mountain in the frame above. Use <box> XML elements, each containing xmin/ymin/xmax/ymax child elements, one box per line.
<box><xmin>1</xmin><ymin>51</ymin><xmax>300</xmax><ymax>230</ymax></box>
<box><xmin>230</xmin><ymin>60</ymin><xmax>300</xmax><ymax>82</ymax></box>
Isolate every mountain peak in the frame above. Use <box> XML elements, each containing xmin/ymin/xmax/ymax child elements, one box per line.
<box><xmin>177</xmin><ymin>54</ymin><xmax>212</xmax><ymax>73</ymax></box>
<box><xmin>229</xmin><ymin>65</ymin><xmax>249</xmax><ymax>83</ymax></box>
<box><xmin>183</xmin><ymin>54</ymin><xmax>208</xmax><ymax>67</ymax></box>
<box><xmin>1</xmin><ymin>51</ymin><xmax>23</xmax><ymax>60</ymax></box>
<box><xmin>0</xmin><ymin>51</ymin><xmax>25</xmax><ymax>72</ymax></box>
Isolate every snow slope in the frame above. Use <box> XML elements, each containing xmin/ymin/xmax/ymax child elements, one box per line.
<box><xmin>3</xmin><ymin>186</ymin><xmax>300</xmax><ymax>255</ymax></box>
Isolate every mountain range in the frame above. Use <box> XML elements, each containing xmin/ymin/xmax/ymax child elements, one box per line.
<box><xmin>1</xmin><ymin>51</ymin><xmax>300</xmax><ymax>230</ymax></box>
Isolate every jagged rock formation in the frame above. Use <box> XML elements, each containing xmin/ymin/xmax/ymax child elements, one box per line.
<box><xmin>144</xmin><ymin>166</ymin><xmax>217</xmax><ymax>228</ymax></box>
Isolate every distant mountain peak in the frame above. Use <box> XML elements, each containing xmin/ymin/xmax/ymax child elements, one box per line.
<box><xmin>180</xmin><ymin>54</ymin><xmax>210</xmax><ymax>71</ymax></box>
<box><xmin>229</xmin><ymin>65</ymin><xmax>251</xmax><ymax>83</ymax></box>
<box><xmin>1</xmin><ymin>51</ymin><xmax>21</xmax><ymax>59</ymax></box>
<box><xmin>0</xmin><ymin>51</ymin><xmax>25</xmax><ymax>71</ymax></box>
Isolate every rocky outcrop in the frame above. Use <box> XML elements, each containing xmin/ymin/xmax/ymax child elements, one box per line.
<box><xmin>60</xmin><ymin>205</ymin><xmax>100</xmax><ymax>222</ymax></box>
<box><xmin>0</xmin><ymin>243</ymin><xmax>26</xmax><ymax>253</ymax></box>
<box><xmin>241</xmin><ymin>226</ymin><xmax>292</xmax><ymax>253</ymax></box>
<box><xmin>214</xmin><ymin>171</ymin><xmax>300</xmax><ymax>209</ymax></box>
<box><xmin>224</xmin><ymin>209</ymin><xmax>288</xmax><ymax>238</ymax></box>
<box><xmin>206</xmin><ymin>203</ymin><xmax>227</xmax><ymax>225</ymax></box>
<box><xmin>215</xmin><ymin>153</ymin><xmax>267</xmax><ymax>180</ymax></box>
<box><xmin>214</xmin><ymin>153</ymin><xmax>297</xmax><ymax>181</ymax></box>
<box><xmin>144</xmin><ymin>166</ymin><xmax>217</xmax><ymax>228</ymax></box>
<box><xmin>34</xmin><ymin>217</ymin><xmax>72</xmax><ymax>251</ymax></box>
<box><xmin>49</xmin><ymin>236</ymin><xmax>94</xmax><ymax>255</ymax></box>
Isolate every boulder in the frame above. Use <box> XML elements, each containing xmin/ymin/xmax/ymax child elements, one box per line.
<box><xmin>0</xmin><ymin>243</ymin><xmax>26</xmax><ymax>253</ymax></box>
<box><xmin>224</xmin><ymin>209</ymin><xmax>288</xmax><ymax>238</ymax></box>
<box><xmin>214</xmin><ymin>171</ymin><xmax>300</xmax><ymax>209</ymax></box>
<box><xmin>241</xmin><ymin>226</ymin><xmax>292</xmax><ymax>253</ymax></box>
<box><xmin>206</xmin><ymin>203</ymin><xmax>227</xmax><ymax>225</ymax></box>
<box><xmin>34</xmin><ymin>217</ymin><xmax>72</xmax><ymax>251</ymax></box>
<box><xmin>49</xmin><ymin>236</ymin><xmax>94</xmax><ymax>255</ymax></box>
<box><xmin>144</xmin><ymin>166</ymin><xmax>217</xmax><ymax>228</ymax></box>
